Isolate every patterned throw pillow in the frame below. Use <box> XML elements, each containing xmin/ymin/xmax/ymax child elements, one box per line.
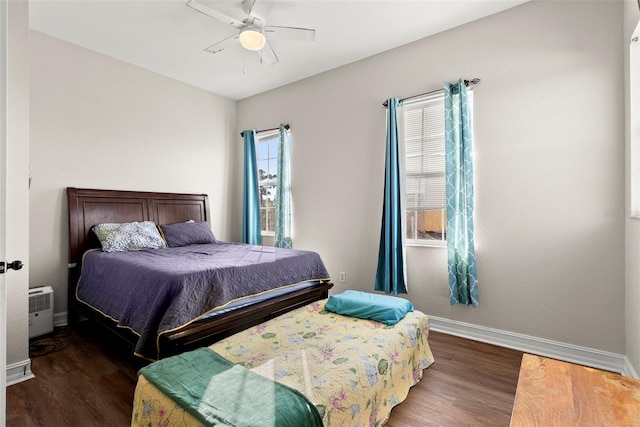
<box><xmin>92</xmin><ymin>221</ymin><xmax>167</xmax><ymax>252</ymax></box>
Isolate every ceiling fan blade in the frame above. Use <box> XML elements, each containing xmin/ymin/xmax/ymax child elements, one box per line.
<box><xmin>204</xmin><ymin>33</ymin><xmax>240</xmax><ymax>54</ymax></box>
<box><xmin>242</xmin><ymin>0</ymin><xmax>256</xmax><ymax>15</ymax></box>
<box><xmin>242</xmin><ymin>0</ymin><xmax>274</xmax><ymax>21</ymax></box>
<box><xmin>259</xmin><ymin>41</ymin><xmax>279</xmax><ymax>66</ymax></box>
<box><xmin>186</xmin><ymin>0</ymin><xmax>245</xmax><ymax>29</ymax></box>
<box><xmin>264</xmin><ymin>26</ymin><xmax>316</xmax><ymax>42</ymax></box>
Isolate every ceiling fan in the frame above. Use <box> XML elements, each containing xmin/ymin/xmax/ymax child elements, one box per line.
<box><xmin>186</xmin><ymin>0</ymin><xmax>316</xmax><ymax>65</ymax></box>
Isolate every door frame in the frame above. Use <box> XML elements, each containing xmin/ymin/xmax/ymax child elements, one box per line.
<box><xmin>1</xmin><ymin>0</ymin><xmax>8</xmax><ymax>424</ymax></box>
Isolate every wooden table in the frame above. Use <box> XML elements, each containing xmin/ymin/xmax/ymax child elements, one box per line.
<box><xmin>510</xmin><ymin>354</ymin><xmax>640</xmax><ymax>426</ymax></box>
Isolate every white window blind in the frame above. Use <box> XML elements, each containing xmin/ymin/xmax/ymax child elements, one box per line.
<box><xmin>404</xmin><ymin>94</ymin><xmax>447</xmax><ymax>212</ymax></box>
<box><xmin>402</xmin><ymin>90</ymin><xmax>473</xmax><ymax>245</ymax></box>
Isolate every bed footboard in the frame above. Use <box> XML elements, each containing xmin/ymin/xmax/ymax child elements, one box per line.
<box><xmin>158</xmin><ymin>280</ymin><xmax>333</xmax><ymax>358</ymax></box>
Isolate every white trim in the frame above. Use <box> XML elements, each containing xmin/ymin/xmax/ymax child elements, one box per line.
<box><xmin>53</xmin><ymin>311</ymin><xmax>68</xmax><ymax>328</ymax></box>
<box><xmin>0</xmin><ymin>0</ymin><xmax>6</xmax><ymax>417</ymax></box>
<box><xmin>43</xmin><ymin>312</ymin><xmax>640</xmax><ymax>377</ymax></box>
<box><xmin>428</xmin><ymin>316</ymin><xmax>636</xmax><ymax>378</ymax></box>
<box><xmin>6</xmin><ymin>359</ymin><xmax>34</xmax><ymax>386</ymax></box>
<box><xmin>407</xmin><ymin>240</ymin><xmax>446</xmax><ymax>248</ymax></box>
<box><xmin>623</xmin><ymin>356</ymin><xmax>640</xmax><ymax>379</ymax></box>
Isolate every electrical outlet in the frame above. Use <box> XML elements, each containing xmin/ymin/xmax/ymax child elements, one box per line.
<box><xmin>339</xmin><ymin>272</ymin><xmax>346</xmax><ymax>283</ymax></box>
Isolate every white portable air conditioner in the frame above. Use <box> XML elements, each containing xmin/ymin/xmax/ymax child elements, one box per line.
<box><xmin>29</xmin><ymin>286</ymin><xmax>54</xmax><ymax>338</ymax></box>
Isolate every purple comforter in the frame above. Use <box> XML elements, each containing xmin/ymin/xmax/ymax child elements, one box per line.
<box><xmin>76</xmin><ymin>242</ymin><xmax>329</xmax><ymax>359</ymax></box>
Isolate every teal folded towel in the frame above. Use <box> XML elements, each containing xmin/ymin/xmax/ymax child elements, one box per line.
<box><xmin>325</xmin><ymin>290</ymin><xmax>414</xmax><ymax>325</ymax></box>
<box><xmin>139</xmin><ymin>348</ymin><xmax>323</xmax><ymax>427</ymax></box>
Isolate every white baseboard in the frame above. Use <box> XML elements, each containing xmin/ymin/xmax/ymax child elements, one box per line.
<box><xmin>6</xmin><ymin>359</ymin><xmax>34</xmax><ymax>386</ymax></box>
<box><xmin>428</xmin><ymin>316</ymin><xmax>637</xmax><ymax>378</ymax></box>
<box><xmin>49</xmin><ymin>310</ymin><xmax>640</xmax><ymax>377</ymax></box>
<box><xmin>623</xmin><ymin>356</ymin><xmax>639</xmax><ymax>378</ymax></box>
<box><xmin>53</xmin><ymin>311</ymin><xmax>68</xmax><ymax>327</ymax></box>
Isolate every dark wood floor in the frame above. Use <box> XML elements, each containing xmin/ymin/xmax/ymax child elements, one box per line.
<box><xmin>7</xmin><ymin>322</ymin><xmax>523</xmax><ymax>426</ymax></box>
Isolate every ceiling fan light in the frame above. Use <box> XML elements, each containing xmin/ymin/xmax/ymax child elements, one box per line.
<box><xmin>239</xmin><ymin>27</ymin><xmax>266</xmax><ymax>51</ymax></box>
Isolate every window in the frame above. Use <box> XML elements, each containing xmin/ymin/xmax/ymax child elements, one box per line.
<box><xmin>256</xmin><ymin>130</ymin><xmax>279</xmax><ymax>235</ymax></box>
<box><xmin>402</xmin><ymin>91</ymin><xmax>473</xmax><ymax>246</ymax></box>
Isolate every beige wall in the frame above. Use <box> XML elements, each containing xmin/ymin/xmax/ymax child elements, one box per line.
<box><xmin>625</xmin><ymin>0</ymin><xmax>640</xmax><ymax>376</ymax></box>
<box><xmin>28</xmin><ymin>31</ymin><xmax>237</xmax><ymax>314</ymax></box>
<box><xmin>238</xmin><ymin>1</ymin><xmax>626</xmax><ymax>353</ymax></box>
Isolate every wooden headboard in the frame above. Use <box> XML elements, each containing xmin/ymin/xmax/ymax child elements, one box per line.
<box><xmin>66</xmin><ymin>187</ymin><xmax>210</xmax><ymax>268</ymax></box>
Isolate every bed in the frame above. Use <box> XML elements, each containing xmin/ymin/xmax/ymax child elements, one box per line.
<box><xmin>67</xmin><ymin>187</ymin><xmax>333</xmax><ymax>360</ymax></box>
<box><xmin>131</xmin><ymin>297</ymin><xmax>435</xmax><ymax>427</ymax></box>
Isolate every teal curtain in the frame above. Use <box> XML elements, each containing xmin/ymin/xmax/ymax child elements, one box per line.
<box><xmin>242</xmin><ymin>130</ymin><xmax>262</xmax><ymax>245</ymax></box>
<box><xmin>444</xmin><ymin>80</ymin><xmax>478</xmax><ymax>306</ymax></box>
<box><xmin>275</xmin><ymin>124</ymin><xmax>292</xmax><ymax>248</ymax></box>
<box><xmin>374</xmin><ymin>98</ymin><xmax>408</xmax><ymax>295</ymax></box>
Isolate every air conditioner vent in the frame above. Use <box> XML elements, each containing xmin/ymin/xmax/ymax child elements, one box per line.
<box><xmin>29</xmin><ymin>293</ymin><xmax>51</xmax><ymax>313</ymax></box>
<box><xmin>28</xmin><ymin>286</ymin><xmax>54</xmax><ymax>338</ymax></box>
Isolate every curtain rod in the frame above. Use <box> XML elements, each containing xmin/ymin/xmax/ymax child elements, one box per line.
<box><xmin>240</xmin><ymin>124</ymin><xmax>290</xmax><ymax>137</ymax></box>
<box><xmin>382</xmin><ymin>78</ymin><xmax>481</xmax><ymax>107</ymax></box>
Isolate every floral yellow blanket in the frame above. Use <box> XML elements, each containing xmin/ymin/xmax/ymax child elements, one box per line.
<box><xmin>132</xmin><ymin>299</ymin><xmax>434</xmax><ymax>427</ymax></box>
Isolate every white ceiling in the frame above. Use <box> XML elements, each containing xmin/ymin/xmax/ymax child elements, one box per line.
<box><xmin>29</xmin><ymin>0</ymin><xmax>527</xmax><ymax>100</ymax></box>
